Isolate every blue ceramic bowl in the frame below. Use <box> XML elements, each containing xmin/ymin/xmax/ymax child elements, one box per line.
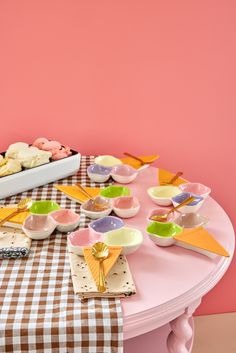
<box><xmin>172</xmin><ymin>192</ymin><xmax>204</xmax><ymax>214</ymax></box>
<box><xmin>89</xmin><ymin>216</ymin><xmax>124</xmax><ymax>234</ymax></box>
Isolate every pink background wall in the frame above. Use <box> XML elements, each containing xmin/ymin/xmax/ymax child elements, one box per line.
<box><xmin>0</xmin><ymin>0</ymin><xmax>235</xmax><ymax>316</ymax></box>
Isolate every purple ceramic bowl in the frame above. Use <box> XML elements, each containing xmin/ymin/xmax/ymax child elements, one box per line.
<box><xmin>89</xmin><ymin>216</ymin><xmax>124</xmax><ymax>235</ymax></box>
<box><xmin>87</xmin><ymin>164</ymin><xmax>112</xmax><ymax>175</ymax></box>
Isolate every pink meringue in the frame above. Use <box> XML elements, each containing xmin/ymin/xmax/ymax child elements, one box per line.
<box><xmin>51</xmin><ymin>151</ymin><xmax>68</xmax><ymax>160</ymax></box>
<box><xmin>32</xmin><ymin>138</ymin><xmax>49</xmax><ymax>149</ymax></box>
<box><xmin>41</xmin><ymin>141</ymin><xmax>62</xmax><ymax>151</ymax></box>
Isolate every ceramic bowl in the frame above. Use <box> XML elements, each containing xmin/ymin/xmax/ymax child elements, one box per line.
<box><xmin>111</xmin><ymin>164</ymin><xmax>139</xmax><ymax>184</ymax></box>
<box><xmin>113</xmin><ymin>196</ymin><xmax>140</xmax><ymax>218</ymax></box>
<box><xmin>103</xmin><ymin>227</ymin><xmax>143</xmax><ymax>255</ymax></box>
<box><xmin>174</xmin><ymin>212</ymin><xmax>209</xmax><ymax>228</ymax></box>
<box><xmin>100</xmin><ymin>185</ymin><xmax>131</xmax><ymax>199</ymax></box>
<box><xmin>87</xmin><ymin>164</ymin><xmax>112</xmax><ymax>183</ymax></box>
<box><xmin>30</xmin><ymin>201</ymin><xmax>60</xmax><ymax>215</ymax></box>
<box><xmin>147</xmin><ymin>186</ymin><xmax>181</xmax><ymax>206</ymax></box>
<box><xmin>147</xmin><ymin>208</ymin><xmax>178</xmax><ymax>223</ymax></box>
<box><xmin>94</xmin><ymin>155</ymin><xmax>122</xmax><ymax>167</ymax></box>
<box><xmin>23</xmin><ymin>214</ymin><xmax>57</xmax><ymax>239</ymax></box>
<box><xmin>89</xmin><ymin>216</ymin><xmax>125</xmax><ymax>235</ymax></box>
<box><xmin>51</xmin><ymin>209</ymin><xmax>80</xmax><ymax>232</ymax></box>
<box><xmin>68</xmin><ymin>228</ymin><xmax>102</xmax><ymax>255</ymax></box>
<box><xmin>80</xmin><ymin>196</ymin><xmax>113</xmax><ymax>219</ymax></box>
<box><xmin>146</xmin><ymin>222</ymin><xmax>183</xmax><ymax>247</ymax></box>
<box><xmin>172</xmin><ymin>192</ymin><xmax>204</xmax><ymax>214</ymax></box>
<box><xmin>179</xmin><ymin>183</ymin><xmax>211</xmax><ymax>199</ymax></box>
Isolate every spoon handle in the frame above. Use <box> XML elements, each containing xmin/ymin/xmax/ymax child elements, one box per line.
<box><xmin>168</xmin><ymin>171</ymin><xmax>183</xmax><ymax>184</ymax></box>
<box><xmin>98</xmin><ymin>260</ymin><xmax>106</xmax><ymax>293</ymax></box>
<box><xmin>123</xmin><ymin>153</ymin><xmax>146</xmax><ymax>165</ymax></box>
<box><xmin>0</xmin><ymin>210</ymin><xmax>21</xmax><ymax>226</ymax></box>
<box><xmin>168</xmin><ymin>196</ymin><xmax>195</xmax><ymax>214</ymax></box>
<box><xmin>76</xmin><ymin>183</ymin><xmax>94</xmax><ymax>201</ymax></box>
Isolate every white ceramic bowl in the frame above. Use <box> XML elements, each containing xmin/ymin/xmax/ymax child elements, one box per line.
<box><xmin>94</xmin><ymin>155</ymin><xmax>122</xmax><ymax>167</ymax></box>
<box><xmin>147</xmin><ymin>186</ymin><xmax>181</xmax><ymax>206</ymax></box>
<box><xmin>113</xmin><ymin>196</ymin><xmax>140</xmax><ymax>218</ymax></box>
<box><xmin>172</xmin><ymin>192</ymin><xmax>204</xmax><ymax>214</ymax></box>
<box><xmin>103</xmin><ymin>227</ymin><xmax>143</xmax><ymax>255</ymax></box>
<box><xmin>179</xmin><ymin>182</ymin><xmax>211</xmax><ymax>199</ymax></box>
<box><xmin>68</xmin><ymin>228</ymin><xmax>102</xmax><ymax>255</ymax></box>
<box><xmin>80</xmin><ymin>197</ymin><xmax>113</xmax><ymax>219</ymax></box>
<box><xmin>51</xmin><ymin>209</ymin><xmax>80</xmax><ymax>232</ymax></box>
<box><xmin>111</xmin><ymin>164</ymin><xmax>138</xmax><ymax>184</ymax></box>
<box><xmin>22</xmin><ymin>214</ymin><xmax>57</xmax><ymax>240</ymax></box>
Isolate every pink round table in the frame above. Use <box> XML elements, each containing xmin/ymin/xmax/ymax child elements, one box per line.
<box><xmin>118</xmin><ymin>167</ymin><xmax>235</xmax><ymax>353</ymax></box>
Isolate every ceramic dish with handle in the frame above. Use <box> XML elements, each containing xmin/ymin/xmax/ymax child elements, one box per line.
<box><xmin>110</xmin><ymin>164</ymin><xmax>139</xmax><ymax>184</ymax></box>
<box><xmin>89</xmin><ymin>216</ymin><xmax>125</xmax><ymax>236</ymax></box>
<box><xmin>179</xmin><ymin>182</ymin><xmax>211</xmax><ymax>199</ymax></box>
<box><xmin>102</xmin><ymin>226</ymin><xmax>143</xmax><ymax>255</ymax></box>
<box><xmin>172</xmin><ymin>192</ymin><xmax>204</xmax><ymax>214</ymax></box>
<box><xmin>100</xmin><ymin>185</ymin><xmax>131</xmax><ymax>199</ymax></box>
<box><xmin>147</xmin><ymin>207</ymin><xmax>178</xmax><ymax>224</ymax></box>
<box><xmin>87</xmin><ymin>164</ymin><xmax>112</xmax><ymax>183</ymax></box>
<box><xmin>113</xmin><ymin>196</ymin><xmax>140</xmax><ymax>218</ymax></box>
<box><xmin>146</xmin><ymin>222</ymin><xmax>183</xmax><ymax>247</ymax></box>
<box><xmin>80</xmin><ymin>196</ymin><xmax>113</xmax><ymax>219</ymax></box>
<box><xmin>147</xmin><ymin>186</ymin><xmax>181</xmax><ymax>206</ymax></box>
<box><xmin>22</xmin><ymin>214</ymin><xmax>57</xmax><ymax>240</ymax></box>
<box><xmin>29</xmin><ymin>200</ymin><xmax>61</xmax><ymax>215</ymax></box>
<box><xmin>94</xmin><ymin>155</ymin><xmax>122</xmax><ymax>167</ymax></box>
<box><xmin>68</xmin><ymin>228</ymin><xmax>102</xmax><ymax>255</ymax></box>
<box><xmin>50</xmin><ymin>209</ymin><xmax>80</xmax><ymax>232</ymax></box>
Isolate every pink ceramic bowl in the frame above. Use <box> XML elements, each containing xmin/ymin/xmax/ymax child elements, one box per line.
<box><xmin>51</xmin><ymin>209</ymin><xmax>80</xmax><ymax>232</ymax></box>
<box><xmin>67</xmin><ymin>228</ymin><xmax>102</xmax><ymax>255</ymax></box>
<box><xmin>179</xmin><ymin>183</ymin><xmax>211</xmax><ymax>198</ymax></box>
<box><xmin>23</xmin><ymin>214</ymin><xmax>57</xmax><ymax>239</ymax></box>
<box><xmin>111</xmin><ymin>164</ymin><xmax>138</xmax><ymax>184</ymax></box>
<box><xmin>113</xmin><ymin>196</ymin><xmax>140</xmax><ymax>218</ymax></box>
<box><xmin>147</xmin><ymin>208</ymin><xmax>178</xmax><ymax>224</ymax></box>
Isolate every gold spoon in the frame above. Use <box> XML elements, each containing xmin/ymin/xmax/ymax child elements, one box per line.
<box><xmin>123</xmin><ymin>152</ymin><xmax>147</xmax><ymax>166</ymax></box>
<box><xmin>92</xmin><ymin>242</ymin><xmax>109</xmax><ymax>293</ymax></box>
<box><xmin>76</xmin><ymin>183</ymin><xmax>107</xmax><ymax>211</ymax></box>
<box><xmin>0</xmin><ymin>198</ymin><xmax>32</xmax><ymax>226</ymax></box>
<box><xmin>150</xmin><ymin>196</ymin><xmax>195</xmax><ymax>222</ymax></box>
<box><xmin>162</xmin><ymin>171</ymin><xmax>183</xmax><ymax>185</ymax></box>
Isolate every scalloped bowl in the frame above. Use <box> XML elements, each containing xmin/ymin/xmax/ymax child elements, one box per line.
<box><xmin>147</xmin><ymin>186</ymin><xmax>181</xmax><ymax>206</ymax></box>
<box><xmin>68</xmin><ymin>228</ymin><xmax>102</xmax><ymax>255</ymax></box>
<box><xmin>147</xmin><ymin>208</ymin><xmax>178</xmax><ymax>223</ymax></box>
<box><xmin>179</xmin><ymin>183</ymin><xmax>211</xmax><ymax>199</ymax></box>
<box><xmin>50</xmin><ymin>209</ymin><xmax>80</xmax><ymax>232</ymax></box>
<box><xmin>146</xmin><ymin>222</ymin><xmax>183</xmax><ymax>247</ymax></box>
<box><xmin>113</xmin><ymin>196</ymin><xmax>140</xmax><ymax>218</ymax></box>
<box><xmin>103</xmin><ymin>227</ymin><xmax>143</xmax><ymax>255</ymax></box>
<box><xmin>111</xmin><ymin>164</ymin><xmax>138</xmax><ymax>184</ymax></box>
<box><xmin>30</xmin><ymin>201</ymin><xmax>60</xmax><ymax>215</ymax></box>
<box><xmin>81</xmin><ymin>196</ymin><xmax>113</xmax><ymax>219</ymax></box>
<box><xmin>23</xmin><ymin>214</ymin><xmax>56</xmax><ymax>239</ymax></box>
<box><xmin>172</xmin><ymin>192</ymin><xmax>204</xmax><ymax>213</ymax></box>
<box><xmin>89</xmin><ymin>216</ymin><xmax>125</xmax><ymax>235</ymax></box>
<box><xmin>87</xmin><ymin>164</ymin><xmax>112</xmax><ymax>183</ymax></box>
<box><xmin>100</xmin><ymin>185</ymin><xmax>131</xmax><ymax>199</ymax></box>
<box><xmin>94</xmin><ymin>155</ymin><xmax>122</xmax><ymax>167</ymax></box>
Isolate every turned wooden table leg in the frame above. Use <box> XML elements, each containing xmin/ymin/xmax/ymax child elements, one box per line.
<box><xmin>167</xmin><ymin>299</ymin><xmax>201</xmax><ymax>353</ymax></box>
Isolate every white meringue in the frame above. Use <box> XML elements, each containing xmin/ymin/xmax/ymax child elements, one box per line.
<box><xmin>5</xmin><ymin>142</ymin><xmax>29</xmax><ymax>159</ymax></box>
<box><xmin>17</xmin><ymin>147</ymin><xmax>52</xmax><ymax>168</ymax></box>
<box><xmin>0</xmin><ymin>158</ymin><xmax>22</xmax><ymax>177</ymax></box>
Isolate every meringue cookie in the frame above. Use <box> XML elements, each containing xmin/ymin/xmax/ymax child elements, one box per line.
<box><xmin>17</xmin><ymin>147</ymin><xmax>52</xmax><ymax>168</ymax></box>
<box><xmin>32</xmin><ymin>137</ymin><xmax>49</xmax><ymax>149</ymax></box>
<box><xmin>0</xmin><ymin>158</ymin><xmax>22</xmax><ymax>177</ymax></box>
<box><xmin>5</xmin><ymin>142</ymin><xmax>28</xmax><ymax>159</ymax></box>
<box><xmin>41</xmin><ymin>140</ymin><xmax>61</xmax><ymax>151</ymax></box>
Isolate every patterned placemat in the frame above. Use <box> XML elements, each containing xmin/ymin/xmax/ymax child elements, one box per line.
<box><xmin>0</xmin><ymin>156</ymin><xmax>123</xmax><ymax>353</ymax></box>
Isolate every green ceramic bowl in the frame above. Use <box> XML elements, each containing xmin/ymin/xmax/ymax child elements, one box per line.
<box><xmin>30</xmin><ymin>201</ymin><xmax>61</xmax><ymax>215</ymax></box>
<box><xmin>146</xmin><ymin>222</ymin><xmax>183</xmax><ymax>247</ymax></box>
<box><xmin>100</xmin><ymin>185</ymin><xmax>131</xmax><ymax>198</ymax></box>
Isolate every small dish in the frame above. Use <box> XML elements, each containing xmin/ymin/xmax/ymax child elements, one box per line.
<box><xmin>87</xmin><ymin>164</ymin><xmax>112</xmax><ymax>183</ymax></box>
<box><xmin>113</xmin><ymin>196</ymin><xmax>140</xmax><ymax>218</ymax></box>
<box><xmin>23</xmin><ymin>214</ymin><xmax>56</xmax><ymax>239</ymax></box>
<box><xmin>51</xmin><ymin>209</ymin><xmax>80</xmax><ymax>232</ymax></box>
<box><xmin>172</xmin><ymin>192</ymin><xmax>204</xmax><ymax>214</ymax></box>
<box><xmin>89</xmin><ymin>216</ymin><xmax>125</xmax><ymax>235</ymax></box>
<box><xmin>111</xmin><ymin>164</ymin><xmax>139</xmax><ymax>184</ymax></box>
<box><xmin>68</xmin><ymin>228</ymin><xmax>102</xmax><ymax>255</ymax></box>
<box><xmin>146</xmin><ymin>222</ymin><xmax>183</xmax><ymax>247</ymax></box>
<box><xmin>179</xmin><ymin>182</ymin><xmax>211</xmax><ymax>199</ymax></box>
<box><xmin>174</xmin><ymin>213</ymin><xmax>209</xmax><ymax>228</ymax></box>
<box><xmin>100</xmin><ymin>185</ymin><xmax>131</xmax><ymax>199</ymax></box>
<box><xmin>30</xmin><ymin>201</ymin><xmax>60</xmax><ymax>215</ymax></box>
<box><xmin>94</xmin><ymin>155</ymin><xmax>122</xmax><ymax>167</ymax></box>
<box><xmin>103</xmin><ymin>227</ymin><xmax>143</xmax><ymax>255</ymax></box>
<box><xmin>147</xmin><ymin>186</ymin><xmax>181</xmax><ymax>206</ymax></box>
<box><xmin>147</xmin><ymin>208</ymin><xmax>178</xmax><ymax>223</ymax></box>
<box><xmin>81</xmin><ymin>196</ymin><xmax>113</xmax><ymax>219</ymax></box>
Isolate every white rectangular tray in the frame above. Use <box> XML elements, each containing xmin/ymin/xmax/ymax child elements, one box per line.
<box><xmin>0</xmin><ymin>150</ymin><xmax>81</xmax><ymax>199</ymax></box>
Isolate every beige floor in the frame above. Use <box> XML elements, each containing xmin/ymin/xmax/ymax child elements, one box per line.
<box><xmin>192</xmin><ymin>312</ymin><xmax>236</xmax><ymax>353</ymax></box>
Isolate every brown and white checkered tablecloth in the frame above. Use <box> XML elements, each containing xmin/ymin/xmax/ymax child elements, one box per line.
<box><xmin>0</xmin><ymin>156</ymin><xmax>123</xmax><ymax>353</ymax></box>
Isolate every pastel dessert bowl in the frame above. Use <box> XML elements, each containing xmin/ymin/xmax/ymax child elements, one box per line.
<box><xmin>51</xmin><ymin>209</ymin><xmax>80</xmax><ymax>232</ymax></box>
<box><xmin>30</xmin><ymin>201</ymin><xmax>60</xmax><ymax>215</ymax></box>
<box><xmin>172</xmin><ymin>192</ymin><xmax>204</xmax><ymax>213</ymax></box>
<box><xmin>111</xmin><ymin>164</ymin><xmax>138</xmax><ymax>184</ymax></box>
<box><xmin>89</xmin><ymin>216</ymin><xmax>125</xmax><ymax>235</ymax></box>
<box><xmin>100</xmin><ymin>185</ymin><xmax>131</xmax><ymax>199</ymax></box>
<box><xmin>87</xmin><ymin>164</ymin><xmax>112</xmax><ymax>183</ymax></box>
<box><xmin>23</xmin><ymin>214</ymin><xmax>56</xmax><ymax>239</ymax></box>
<box><xmin>68</xmin><ymin>228</ymin><xmax>102</xmax><ymax>255</ymax></box>
<box><xmin>147</xmin><ymin>186</ymin><xmax>181</xmax><ymax>206</ymax></box>
<box><xmin>94</xmin><ymin>155</ymin><xmax>122</xmax><ymax>167</ymax></box>
<box><xmin>103</xmin><ymin>227</ymin><xmax>143</xmax><ymax>255</ymax></box>
<box><xmin>179</xmin><ymin>182</ymin><xmax>211</xmax><ymax>199</ymax></box>
<box><xmin>147</xmin><ymin>208</ymin><xmax>178</xmax><ymax>223</ymax></box>
<box><xmin>175</xmin><ymin>212</ymin><xmax>209</xmax><ymax>228</ymax></box>
<box><xmin>146</xmin><ymin>222</ymin><xmax>183</xmax><ymax>247</ymax></box>
<box><xmin>80</xmin><ymin>196</ymin><xmax>113</xmax><ymax>219</ymax></box>
<box><xmin>113</xmin><ymin>196</ymin><xmax>140</xmax><ymax>218</ymax></box>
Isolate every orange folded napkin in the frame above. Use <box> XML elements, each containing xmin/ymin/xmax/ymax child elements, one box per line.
<box><xmin>174</xmin><ymin>227</ymin><xmax>229</xmax><ymax>257</ymax></box>
<box><xmin>120</xmin><ymin>155</ymin><xmax>159</xmax><ymax>169</ymax></box>
<box><xmin>54</xmin><ymin>185</ymin><xmax>101</xmax><ymax>203</ymax></box>
<box><xmin>158</xmin><ymin>168</ymin><xmax>187</xmax><ymax>186</ymax></box>
<box><xmin>0</xmin><ymin>206</ymin><xmax>29</xmax><ymax>227</ymax></box>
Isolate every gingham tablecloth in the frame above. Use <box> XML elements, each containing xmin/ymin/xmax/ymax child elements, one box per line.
<box><xmin>0</xmin><ymin>156</ymin><xmax>123</xmax><ymax>353</ymax></box>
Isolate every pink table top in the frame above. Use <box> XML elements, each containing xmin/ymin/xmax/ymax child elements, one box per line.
<box><xmin>118</xmin><ymin>167</ymin><xmax>235</xmax><ymax>339</ymax></box>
